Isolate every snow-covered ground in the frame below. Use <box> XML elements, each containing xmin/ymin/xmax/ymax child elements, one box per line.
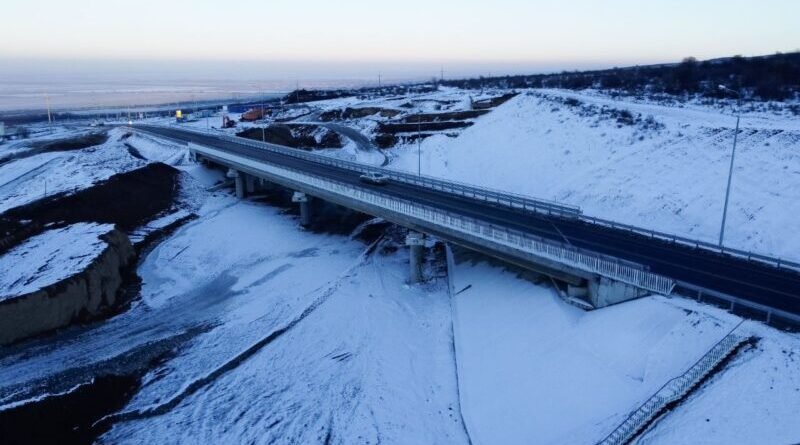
<box><xmin>0</xmin><ymin>127</ymin><xmax>187</xmax><ymax>213</ymax></box>
<box><xmin>450</xmin><ymin>253</ymin><xmax>800</xmax><ymax>445</ymax></box>
<box><xmin>1</xmin><ymin>90</ymin><xmax>799</xmax><ymax>444</ymax></box>
<box><xmin>0</xmin><ymin>165</ymin><xmax>469</xmax><ymax>443</ymax></box>
<box><xmin>0</xmin><ymin>223</ymin><xmax>114</xmax><ymax>301</ymax></box>
<box><xmin>100</xmin><ymin>200</ymin><xmax>467</xmax><ymax>443</ymax></box>
<box><xmin>391</xmin><ymin>90</ymin><xmax>800</xmax><ymax>261</ymax></box>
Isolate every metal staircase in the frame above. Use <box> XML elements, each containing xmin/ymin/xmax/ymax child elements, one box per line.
<box><xmin>597</xmin><ymin>328</ymin><xmax>748</xmax><ymax>445</ymax></box>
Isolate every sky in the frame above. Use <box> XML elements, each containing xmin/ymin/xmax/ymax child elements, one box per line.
<box><xmin>1</xmin><ymin>0</ymin><xmax>799</xmax><ymax>83</ymax></box>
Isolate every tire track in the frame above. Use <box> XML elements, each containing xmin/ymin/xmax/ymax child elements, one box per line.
<box><xmin>94</xmin><ymin>235</ymin><xmax>383</xmax><ymax>430</ymax></box>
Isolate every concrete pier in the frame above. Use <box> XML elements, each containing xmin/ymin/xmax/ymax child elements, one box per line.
<box><xmin>292</xmin><ymin>191</ymin><xmax>311</xmax><ymax>226</ymax></box>
<box><xmin>228</xmin><ymin>169</ymin><xmax>245</xmax><ymax>199</ymax></box>
<box><xmin>406</xmin><ymin>231</ymin><xmax>425</xmax><ymax>283</ymax></box>
<box><xmin>245</xmin><ymin>174</ymin><xmax>256</xmax><ymax>195</ymax></box>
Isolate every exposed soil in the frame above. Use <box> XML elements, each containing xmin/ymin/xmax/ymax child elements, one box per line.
<box><xmin>0</xmin><ymin>132</ymin><xmax>109</xmax><ymax>166</ymax></box>
<box><xmin>320</xmin><ymin>107</ymin><xmax>402</xmax><ymax>121</ymax></box>
<box><xmin>401</xmin><ymin>109</ymin><xmax>490</xmax><ymax>123</ymax></box>
<box><xmin>0</xmin><ymin>327</ymin><xmax>207</xmax><ymax>445</ymax></box>
<box><xmin>0</xmin><ymin>374</ymin><xmax>141</xmax><ymax>445</ymax></box>
<box><xmin>472</xmin><ymin>93</ymin><xmax>519</xmax><ymax>109</ymax></box>
<box><xmin>237</xmin><ymin>125</ymin><xmax>343</xmax><ymax>149</ymax></box>
<box><xmin>378</xmin><ymin>121</ymin><xmax>474</xmax><ymax>134</ymax></box>
<box><xmin>0</xmin><ymin>163</ymin><xmax>182</xmax><ymax>255</ymax></box>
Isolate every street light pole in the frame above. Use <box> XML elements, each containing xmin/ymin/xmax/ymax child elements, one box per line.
<box><xmin>718</xmin><ymin>85</ymin><xmax>742</xmax><ymax>248</ymax></box>
<box><xmin>261</xmin><ymin>89</ymin><xmax>266</xmax><ymax>142</ymax></box>
<box><xmin>417</xmin><ymin>118</ymin><xmax>421</xmax><ymax>177</ymax></box>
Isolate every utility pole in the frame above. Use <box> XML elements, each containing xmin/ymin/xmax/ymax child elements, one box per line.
<box><xmin>44</xmin><ymin>93</ymin><xmax>52</xmax><ymax>126</ymax></box>
<box><xmin>417</xmin><ymin>118</ymin><xmax>422</xmax><ymax>177</ymax></box>
<box><xmin>440</xmin><ymin>66</ymin><xmax>444</xmax><ymax>82</ymax></box>
<box><xmin>261</xmin><ymin>89</ymin><xmax>266</xmax><ymax>142</ymax></box>
<box><xmin>717</xmin><ymin>85</ymin><xmax>742</xmax><ymax>248</ymax></box>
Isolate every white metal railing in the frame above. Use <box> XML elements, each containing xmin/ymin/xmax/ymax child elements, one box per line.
<box><xmin>191</xmin><ymin>142</ymin><xmax>676</xmax><ymax>296</ymax></box>
<box><xmin>583</xmin><ymin>214</ymin><xmax>800</xmax><ymax>274</ymax></box>
<box><xmin>150</xmin><ymin>124</ymin><xmax>800</xmax><ymax>275</ymax></box>
<box><xmin>597</xmin><ymin>328</ymin><xmax>747</xmax><ymax>445</ymax></box>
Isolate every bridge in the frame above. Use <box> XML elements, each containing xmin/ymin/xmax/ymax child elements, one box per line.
<box><xmin>132</xmin><ymin>124</ymin><xmax>800</xmax><ymax>326</ymax></box>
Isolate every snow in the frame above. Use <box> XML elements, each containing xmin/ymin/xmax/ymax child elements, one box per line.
<box><xmin>0</xmin><ymin>127</ymin><xmax>187</xmax><ymax>213</ymax></box>
<box><xmin>101</xmin><ymin>226</ymin><xmax>467</xmax><ymax>443</ymax></box>
<box><xmin>0</xmin><ymin>223</ymin><xmax>114</xmax><ymax>301</ymax></box>
<box><xmin>639</xmin><ymin>321</ymin><xmax>800</xmax><ymax>445</ymax></box>
<box><xmin>449</xmin><ymin>253</ymin><xmax>745</xmax><ymax>445</ymax></box>
<box><xmin>1</xmin><ymin>90</ymin><xmax>799</xmax><ymax>444</ymax></box>
<box><xmin>390</xmin><ymin>90</ymin><xmax>800</xmax><ymax>261</ymax></box>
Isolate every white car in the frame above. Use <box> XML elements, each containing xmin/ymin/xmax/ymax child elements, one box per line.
<box><xmin>359</xmin><ymin>172</ymin><xmax>390</xmax><ymax>185</ymax></box>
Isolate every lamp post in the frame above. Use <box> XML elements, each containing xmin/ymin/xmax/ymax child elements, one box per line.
<box><xmin>417</xmin><ymin>118</ymin><xmax>422</xmax><ymax>177</ymax></box>
<box><xmin>717</xmin><ymin>84</ymin><xmax>742</xmax><ymax>248</ymax></box>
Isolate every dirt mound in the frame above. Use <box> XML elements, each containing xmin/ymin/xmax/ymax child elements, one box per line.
<box><xmin>320</xmin><ymin>107</ymin><xmax>402</xmax><ymax>121</ymax></box>
<box><xmin>401</xmin><ymin>110</ymin><xmax>490</xmax><ymax>123</ymax></box>
<box><xmin>0</xmin><ymin>132</ymin><xmax>109</xmax><ymax>165</ymax></box>
<box><xmin>378</xmin><ymin>121</ymin><xmax>473</xmax><ymax>134</ymax></box>
<box><xmin>0</xmin><ymin>163</ymin><xmax>181</xmax><ymax>254</ymax></box>
<box><xmin>237</xmin><ymin>125</ymin><xmax>342</xmax><ymax>149</ymax></box>
<box><xmin>32</xmin><ymin>132</ymin><xmax>109</xmax><ymax>153</ymax></box>
<box><xmin>472</xmin><ymin>93</ymin><xmax>518</xmax><ymax>109</ymax></box>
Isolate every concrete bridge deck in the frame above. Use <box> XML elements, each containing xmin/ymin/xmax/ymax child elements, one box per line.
<box><xmin>132</xmin><ymin>124</ymin><xmax>800</xmax><ymax>325</ymax></box>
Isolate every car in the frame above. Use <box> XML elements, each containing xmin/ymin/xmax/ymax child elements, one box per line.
<box><xmin>359</xmin><ymin>172</ymin><xmax>390</xmax><ymax>185</ymax></box>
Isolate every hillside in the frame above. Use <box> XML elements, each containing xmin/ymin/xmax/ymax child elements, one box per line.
<box><xmin>389</xmin><ymin>89</ymin><xmax>800</xmax><ymax>261</ymax></box>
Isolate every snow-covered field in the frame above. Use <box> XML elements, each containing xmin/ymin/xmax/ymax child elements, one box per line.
<box><xmin>100</xmin><ymin>198</ymin><xmax>467</xmax><ymax>444</ymax></box>
<box><xmin>391</xmin><ymin>90</ymin><xmax>800</xmax><ymax>261</ymax></box>
<box><xmin>450</xmin><ymin>254</ymin><xmax>800</xmax><ymax>445</ymax></box>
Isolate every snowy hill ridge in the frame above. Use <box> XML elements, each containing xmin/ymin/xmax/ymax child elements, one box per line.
<box><xmin>391</xmin><ymin>89</ymin><xmax>800</xmax><ymax>261</ymax></box>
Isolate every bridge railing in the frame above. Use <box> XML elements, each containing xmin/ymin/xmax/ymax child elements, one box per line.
<box><xmin>148</xmin><ymin>124</ymin><xmax>800</xmax><ymax>275</ymax></box>
<box><xmin>164</xmin><ymin>125</ymin><xmax>582</xmax><ymax>219</ymax></box>
<box><xmin>191</xmin><ymin>141</ymin><xmax>676</xmax><ymax>297</ymax></box>
<box><xmin>582</xmin><ymin>215</ymin><xmax>800</xmax><ymax>273</ymax></box>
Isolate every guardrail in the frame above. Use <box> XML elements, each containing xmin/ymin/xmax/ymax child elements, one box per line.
<box><xmin>139</xmin><ymin>124</ymin><xmax>800</xmax><ymax>277</ymax></box>
<box><xmin>598</xmin><ymin>327</ymin><xmax>747</xmax><ymax>445</ymax></box>
<box><xmin>147</xmin><ymin>124</ymin><xmax>582</xmax><ymax>219</ymax></box>
<box><xmin>189</xmin><ymin>141</ymin><xmax>676</xmax><ymax>296</ymax></box>
<box><xmin>582</xmin><ymin>214</ymin><xmax>800</xmax><ymax>274</ymax></box>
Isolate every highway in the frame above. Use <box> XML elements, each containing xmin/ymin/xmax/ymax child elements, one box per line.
<box><xmin>136</xmin><ymin>125</ymin><xmax>800</xmax><ymax>319</ymax></box>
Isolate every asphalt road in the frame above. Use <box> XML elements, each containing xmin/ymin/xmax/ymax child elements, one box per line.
<box><xmin>137</xmin><ymin>125</ymin><xmax>800</xmax><ymax>317</ymax></box>
<box><xmin>318</xmin><ymin>123</ymin><xmax>389</xmax><ymax>166</ymax></box>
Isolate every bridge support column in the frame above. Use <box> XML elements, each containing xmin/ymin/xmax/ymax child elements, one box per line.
<box><xmin>406</xmin><ymin>231</ymin><xmax>425</xmax><ymax>283</ymax></box>
<box><xmin>292</xmin><ymin>191</ymin><xmax>311</xmax><ymax>226</ymax></box>
<box><xmin>588</xmin><ymin>277</ymin><xmax>649</xmax><ymax>308</ymax></box>
<box><xmin>228</xmin><ymin>169</ymin><xmax>245</xmax><ymax>199</ymax></box>
<box><xmin>245</xmin><ymin>174</ymin><xmax>256</xmax><ymax>195</ymax></box>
